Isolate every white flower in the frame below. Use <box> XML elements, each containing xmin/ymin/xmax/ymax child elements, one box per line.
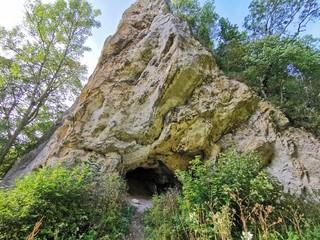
<box><xmin>241</xmin><ymin>231</ymin><xmax>253</xmax><ymax>240</ymax></box>
<box><xmin>188</xmin><ymin>212</ymin><xmax>199</xmax><ymax>224</ymax></box>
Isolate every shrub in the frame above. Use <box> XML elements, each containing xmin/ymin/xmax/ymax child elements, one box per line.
<box><xmin>177</xmin><ymin>151</ymin><xmax>284</xmax><ymax>237</ymax></box>
<box><xmin>145</xmin><ymin>149</ymin><xmax>320</xmax><ymax>240</ymax></box>
<box><xmin>144</xmin><ymin>189</ymin><xmax>181</xmax><ymax>240</ymax></box>
<box><xmin>0</xmin><ymin>162</ymin><xmax>130</xmax><ymax>239</ymax></box>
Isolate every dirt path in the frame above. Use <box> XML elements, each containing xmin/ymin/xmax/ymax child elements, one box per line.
<box><xmin>125</xmin><ymin>195</ymin><xmax>152</xmax><ymax>240</ymax></box>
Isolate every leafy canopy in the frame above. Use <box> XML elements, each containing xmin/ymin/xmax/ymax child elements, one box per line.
<box><xmin>212</xmin><ymin>0</ymin><xmax>320</xmax><ymax>135</ymax></box>
<box><xmin>0</xmin><ymin>0</ymin><xmax>101</xmax><ymax>173</ymax></box>
<box><xmin>244</xmin><ymin>0</ymin><xmax>320</xmax><ymax>38</ymax></box>
<box><xmin>171</xmin><ymin>0</ymin><xmax>218</xmax><ymax>48</ymax></box>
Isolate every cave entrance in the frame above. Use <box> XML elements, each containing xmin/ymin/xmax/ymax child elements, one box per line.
<box><xmin>125</xmin><ymin>162</ymin><xmax>179</xmax><ymax>199</ymax></box>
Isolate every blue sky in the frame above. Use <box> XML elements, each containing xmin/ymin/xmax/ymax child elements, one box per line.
<box><xmin>77</xmin><ymin>0</ymin><xmax>320</xmax><ymax>75</ymax></box>
<box><xmin>0</xmin><ymin>0</ymin><xmax>319</xmax><ymax>76</ymax></box>
<box><xmin>85</xmin><ymin>0</ymin><xmax>253</xmax><ymax>74</ymax></box>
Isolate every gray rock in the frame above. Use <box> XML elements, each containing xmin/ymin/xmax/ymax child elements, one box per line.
<box><xmin>131</xmin><ymin>199</ymin><xmax>140</xmax><ymax>205</ymax></box>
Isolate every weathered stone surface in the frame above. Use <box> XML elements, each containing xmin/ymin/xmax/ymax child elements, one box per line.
<box><xmin>3</xmin><ymin>0</ymin><xmax>320</xmax><ymax>196</ymax></box>
<box><xmin>218</xmin><ymin>101</ymin><xmax>320</xmax><ymax>195</ymax></box>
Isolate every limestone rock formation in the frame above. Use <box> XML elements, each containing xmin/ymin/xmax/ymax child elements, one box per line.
<box><xmin>3</xmin><ymin>0</ymin><xmax>320</xmax><ymax>196</ymax></box>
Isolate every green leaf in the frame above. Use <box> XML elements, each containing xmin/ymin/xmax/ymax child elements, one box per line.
<box><xmin>10</xmin><ymin>62</ymin><xmax>20</xmax><ymax>76</ymax></box>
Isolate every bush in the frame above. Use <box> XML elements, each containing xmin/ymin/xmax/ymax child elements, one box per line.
<box><xmin>144</xmin><ymin>189</ymin><xmax>181</xmax><ymax>239</ymax></box>
<box><xmin>145</xmin><ymin>150</ymin><xmax>320</xmax><ymax>239</ymax></box>
<box><xmin>175</xmin><ymin>151</ymin><xmax>284</xmax><ymax>239</ymax></box>
<box><xmin>0</xmin><ymin>162</ymin><xmax>130</xmax><ymax>239</ymax></box>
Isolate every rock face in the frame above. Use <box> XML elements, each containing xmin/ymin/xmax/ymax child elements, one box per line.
<box><xmin>3</xmin><ymin>0</ymin><xmax>320</xmax><ymax>195</ymax></box>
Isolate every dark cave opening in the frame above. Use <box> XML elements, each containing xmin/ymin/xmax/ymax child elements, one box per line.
<box><xmin>125</xmin><ymin>162</ymin><xmax>180</xmax><ymax>198</ymax></box>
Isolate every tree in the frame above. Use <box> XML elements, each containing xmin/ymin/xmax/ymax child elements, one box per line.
<box><xmin>241</xmin><ymin>0</ymin><xmax>320</xmax><ymax>135</ymax></box>
<box><xmin>243</xmin><ymin>35</ymin><xmax>320</xmax><ymax>101</ymax></box>
<box><xmin>214</xmin><ymin>17</ymin><xmax>247</xmax><ymax>75</ymax></box>
<box><xmin>244</xmin><ymin>0</ymin><xmax>320</xmax><ymax>39</ymax></box>
<box><xmin>171</xmin><ymin>0</ymin><xmax>218</xmax><ymax>48</ymax></box>
<box><xmin>244</xmin><ymin>0</ymin><xmax>320</xmax><ymax>99</ymax></box>
<box><xmin>0</xmin><ymin>0</ymin><xmax>101</xmax><ymax>170</ymax></box>
<box><xmin>211</xmin><ymin>0</ymin><xmax>320</xmax><ymax>135</ymax></box>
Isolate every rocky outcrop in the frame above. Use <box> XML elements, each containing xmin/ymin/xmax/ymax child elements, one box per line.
<box><xmin>218</xmin><ymin>101</ymin><xmax>320</xmax><ymax>195</ymax></box>
<box><xmin>3</xmin><ymin>0</ymin><xmax>320</xmax><ymax>196</ymax></box>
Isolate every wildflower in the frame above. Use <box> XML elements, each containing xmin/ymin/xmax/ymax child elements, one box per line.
<box><xmin>241</xmin><ymin>231</ymin><xmax>253</xmax><ymax>240</ymax></box>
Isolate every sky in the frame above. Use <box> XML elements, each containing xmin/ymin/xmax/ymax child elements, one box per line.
<box><xmin>0</xmin><ymin>0</ymin><xmax>319</xmax><ymax>78</ymax></box>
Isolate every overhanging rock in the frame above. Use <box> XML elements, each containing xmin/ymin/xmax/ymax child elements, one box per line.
<box><xmin>3</xmin><ymin>0</ymin><xmax>320</xmax><ymax>196</ymax></box>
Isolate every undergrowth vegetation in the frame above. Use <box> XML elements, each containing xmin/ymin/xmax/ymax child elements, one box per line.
<box><xmin>0</xmin><ymin>159</ymin><xmax>131</xmax><ymax>239</ymax></box>
<box><xmin>1</xmin><ymin>150</ymin><xmax>320</xmax><ymax>239</ymax></box>
<box><xmin>144</xmin><ymin>150</ymin><xmax>320</xmax><ymax>240</ymax></box>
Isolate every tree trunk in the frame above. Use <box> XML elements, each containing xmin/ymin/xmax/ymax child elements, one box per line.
<box><xmin>260</xmin><ymin>65</ymin><xmax>273</xmax><ymax>99</ymax></box>
<box><xmin>0</xmin><ymin>102</ymin><xmax>34</xmax><ymax>167</ymax></box>
<box><xmin>0</xmin><ymin>84</ymin><xmax>52</xmax><ymax>169</ymax></box>
<box><xmin>260</xmin><ymin>74</ymin><xmax>268</xmax><ymax>99</ymax></box>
